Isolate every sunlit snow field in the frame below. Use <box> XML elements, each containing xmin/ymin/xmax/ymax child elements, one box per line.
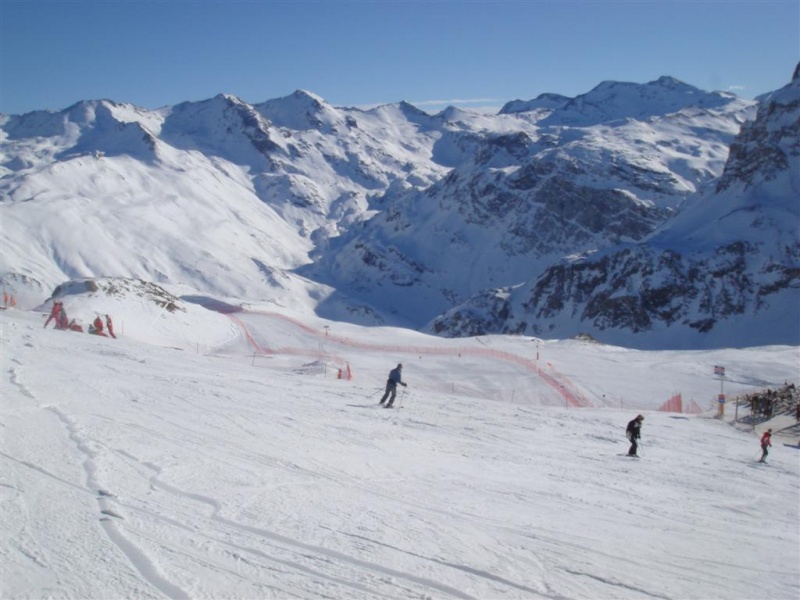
<box><xmin>2</xmin><ymin>301</ymin><xmax>798</xmax><ymax>600</ymax></box>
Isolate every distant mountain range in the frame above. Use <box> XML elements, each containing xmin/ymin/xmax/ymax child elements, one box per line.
<box><xmin>430</xmin><ymin>67</ymin><xmax>800</xmax><ymax>348</ymax></box>
<box><xmin>1</xmin><ymin>67</ymin><xmax>798</xmax><ymax>349</ymax></box>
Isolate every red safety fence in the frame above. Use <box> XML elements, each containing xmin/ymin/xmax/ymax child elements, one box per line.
<box><xmin>685</xmin><ymin>399</ymin><xmax>706</xmax><ymax>414</ymax></box>
<box><xmin>659</xmin><ymin>393</ymin><xmax>683</xmax><ymax>413</ymax></box>
<box><xmin>658</xmin><ymin>393</ymin><xmax>709</xmax><ymax>414</ymax></box>
<box><xmin>229</xmin><ymin>310</ymin><xmax>594</xmax><ymax>408</ymax></box>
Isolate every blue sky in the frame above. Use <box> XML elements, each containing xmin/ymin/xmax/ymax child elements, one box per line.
<box><xmin>1</xmin><ymin>0</ymin><xmax>798</xmax><ymax>115</ymax></box>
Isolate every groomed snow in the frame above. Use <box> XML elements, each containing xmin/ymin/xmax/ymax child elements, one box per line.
<box><xmin>2</xmin><ymin>304</ymin><xmax>798</xmax><ymax>600</ymax></box>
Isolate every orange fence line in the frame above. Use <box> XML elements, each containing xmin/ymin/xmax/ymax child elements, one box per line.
<box><xmin>232</xmin><ymin>310</ymin><xmax>594</xmax><ymax>408</ymax></box>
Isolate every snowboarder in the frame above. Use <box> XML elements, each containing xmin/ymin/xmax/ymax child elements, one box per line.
<box><xmin>379</xmin><ymin>363</ymin><xmax>407</xmax><ymax>408</ymax></box>
<box><xmin>626</xmin><ymin>414</ymin><xmax>644</xmax><ymax>457</ymax></box>
<box><xmin>759</xmin><ymin>429</ymin><xmax>772</xmax><ymax>463</ymax></box>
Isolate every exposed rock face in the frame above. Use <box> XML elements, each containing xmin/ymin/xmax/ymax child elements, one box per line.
<box><xmin>717</xmin><ymin>67</ymin><xmax>800</xmax><ymax>192</ymax></box>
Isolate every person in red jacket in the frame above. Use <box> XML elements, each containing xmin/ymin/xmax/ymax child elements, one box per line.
<box><xmin>44</xmin><ymin>301</ymin><xmax>62</xmax><ymax>328</ymax></box>
<box><xmin>91</xmin><ymin>315</ymin><xmax>105</xmax><ymax>336</ymax></box>
<box><xmin>105</xmin><ymin>314</ymin><xmax>116</xmax><ymax>339</ymax></box>
<box><xmin>759</xmin><ymin>429</ymin><xmax>772</xmax><ymax>463</ymax></box>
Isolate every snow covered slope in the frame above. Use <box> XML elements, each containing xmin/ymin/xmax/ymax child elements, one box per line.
<box><xmin>1</xmin><ymin>294</ymin><xmax>798</xmax><ymax>600</ymax></box>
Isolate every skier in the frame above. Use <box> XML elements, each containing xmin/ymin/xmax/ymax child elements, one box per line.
<box><xmin>759</xmin><ymin>429</ymin><xmax>772</xmax><ymax>463</ymax></box>
<box><xmin>379</xmin><ymin>363</ymin><xmax>407</xmax><ymax>408</ymax></box>
<box><xmin>626</xmin><ymin>414</ymin><xmax>644</xmax><ymax>457</ymax></box>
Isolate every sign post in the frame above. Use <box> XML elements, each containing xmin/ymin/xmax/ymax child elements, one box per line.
<box><xmin>714</xmin><ymin>366</ymin><xmax>726</xmax><ymax>418</ymax></box>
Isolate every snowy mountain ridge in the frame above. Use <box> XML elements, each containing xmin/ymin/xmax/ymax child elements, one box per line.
<box><xmin>2</xmin><ymin>71</ymin><xmax>797</xmax><ymax>349</ymax></box>
<box><xmin>429</xmin><ymin>69</ymin><xmax>800</xmax><ymax>349</ymax></box>
<box><xmin>500</xmin><ymin>75</ymin><xmax>737</xmax><ymax>126</ymax></box>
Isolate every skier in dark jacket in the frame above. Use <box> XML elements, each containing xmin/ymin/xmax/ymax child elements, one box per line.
<box><xmin>626</xmin><ymin>415</ymin><xmax>644</xmax><ymax>457</ymax></box>
<box><xmin>379</xmin><ymin>363</ymin><xmax>407</xmax><ymax>408</ymax></box>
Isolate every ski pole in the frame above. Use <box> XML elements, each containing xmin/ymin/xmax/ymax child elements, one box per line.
<box><xmin>398</xmin><ymin>387</ymin><xmax>407</xmax><ymax>409</ymax></box>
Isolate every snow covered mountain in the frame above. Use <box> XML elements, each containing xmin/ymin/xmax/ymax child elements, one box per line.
<box><xmin>0</xmin><ymin>74</ymin><xmax>783</xmax><ymax>349</ymax></box>
<box><xmin>0</xmin><ymin>91</ymin><xmax>448</xmax><ymax>309</ymax></box>
<box><xmin>306</xmin><ymin>78</ymin><xmax>754</xmax><ymax>327</ymax></box>
<box><xmin>429</xmin><ymin>67</ymin><xmax>800</xmax><ymax>349</ymax></box>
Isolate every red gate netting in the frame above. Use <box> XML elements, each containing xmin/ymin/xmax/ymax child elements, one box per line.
<box><xmin>685</xmin><ymin>399</ymin><xmax>705</xmax><ymax>414</ymax></box>
<box><xmin>659</xmin><ymin>393</ymin><xmax>683</xmax><ymax>413</ymax></box>
<box><xmin>230</xmin><ymin>310</ymin><xmax>594</xmax><ymax>408</ymax></box>
<box><xmin>227</xmin><ymin>314</ymin><xmax>349</xmax><ymax>367</ymax></box>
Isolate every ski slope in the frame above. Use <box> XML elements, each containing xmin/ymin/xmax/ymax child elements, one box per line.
<box><xmin>1</xmin><ymin>305</ymin><xmax>799</xmax><ymax>600</ymax></box>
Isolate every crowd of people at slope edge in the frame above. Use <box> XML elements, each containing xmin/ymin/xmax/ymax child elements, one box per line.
<box><xmin>740</xmin><ymin>383</ymin><xmax>799</xmax><ymax>421</ymax></box>
<box><xmin>44</xmin><ymin>301</ymin><xmax>116</xmax><ymax>338</ymax></box>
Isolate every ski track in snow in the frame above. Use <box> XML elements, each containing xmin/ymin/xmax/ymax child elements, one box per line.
<box><xmin>88</xmin><ymin>442</ymin><xmax>485</xmax><ymax>600</ymax></box>
<box><xmin>4</xmin><ymin>337</ymin><xmax>191</xmax><ymax>598</ymax></box>
<box><xmin>3</xmin><ymin>353</ymin><xmax>496</xmax><ymax>597</ymax></box>
<box><xmin>46</xmin><ymin>405</ymin><xmax>192</xmax><ymax>599</ymax></box>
